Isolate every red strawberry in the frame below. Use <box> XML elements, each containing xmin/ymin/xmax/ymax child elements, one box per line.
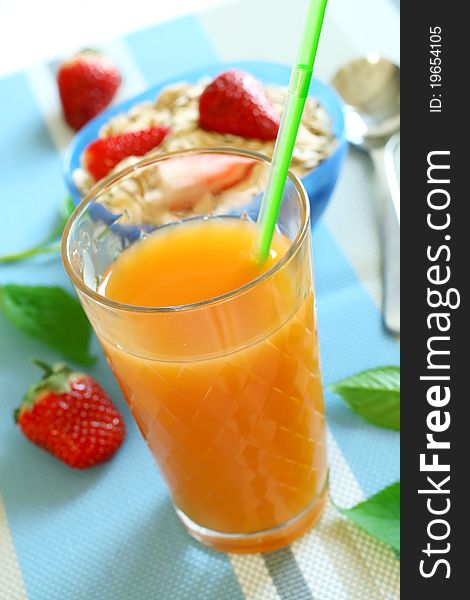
<box><xmin>57</xmin><ymin>51</ymin><xmax>121</xmax><ymax>130</ymax></box>
<box><xmin>15</xmin><ymin>361</ymin><xmax>125</xmax><ymax>469</ymax></box>
<box><xmin>83</xmin><ymin>126</ymin><xmax>170</xmax><ymax>181</ymax></box>
<box><xmin>199</xmin><ymin>70</ymin><xmax>280</xmax><ymax>141</ymax></box>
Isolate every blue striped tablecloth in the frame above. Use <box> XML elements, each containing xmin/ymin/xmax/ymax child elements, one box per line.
<box><xmin>0</xmin><ymin>1</ymin><xmax>400</xmax><ymax>598</ymax></box>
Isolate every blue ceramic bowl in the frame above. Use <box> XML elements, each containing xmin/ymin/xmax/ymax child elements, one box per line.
<box><xmin>63</xmin><ymin>61</ymin><xmax>347</xmax><ymax>225</ymax></box>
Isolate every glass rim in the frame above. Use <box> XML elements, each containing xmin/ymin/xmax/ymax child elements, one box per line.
<box><xmin>61</xmin><ymin>147</ymin><xmax>310</xmax><ymax>314</ymax></box>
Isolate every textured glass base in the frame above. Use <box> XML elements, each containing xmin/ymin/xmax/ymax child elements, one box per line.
<box><xmin>175</xmin><ymin>482</ymin><xmax>328</xmax><ymax>553</ymax></box>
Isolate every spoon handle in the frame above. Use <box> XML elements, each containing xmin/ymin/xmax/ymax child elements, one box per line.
<box><xmin>371</xmin><ymin>141</ymin><xmax>400</xmax><ymax>336</ymax></box>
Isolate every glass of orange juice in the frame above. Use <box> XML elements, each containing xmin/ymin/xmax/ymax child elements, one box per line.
<box><xmin>62</xmin><ymin>148</ymin><xmax>327</xmax><ymax>553</ymax></box>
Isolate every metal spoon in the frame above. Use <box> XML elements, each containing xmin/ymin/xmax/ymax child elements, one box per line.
<box><xmin>332</xmin><ymin>54</ymin><xmax>400</xmax><ymax>336</ymax></box>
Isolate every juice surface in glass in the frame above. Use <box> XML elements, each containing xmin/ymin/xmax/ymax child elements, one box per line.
<box><xmin>98</xmin><ymin>218</ymin><xmax>327</xmax><ymax>550</ymax></box>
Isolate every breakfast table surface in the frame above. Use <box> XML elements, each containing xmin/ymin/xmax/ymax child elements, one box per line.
<box><xmin>0</xmin><ymin>1</ymin><xmax>400</xmax><ymax>599</ymax></box>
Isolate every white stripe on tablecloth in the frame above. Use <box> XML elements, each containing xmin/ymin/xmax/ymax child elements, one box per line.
<box><xmin>327</xmin><ymin>431</ymin><xmax>400</xmax><ymax>600</ymax></box>
<box><xmin>0</xmin><ymin>495</ymin><xmax>28</xmax><ymax>600</ymax></box>
<box><xmin>322</xmin><ymin>153</ymin><xmax>383</xmax><ymax>309</ymax></box>
<box><xmin>25</xmin><ymin>63</ymin><xmax>74</xmax><ymax>154</ymax></box>
<box><xmin>292</xmin><ymin>508</ymin><xmax>349</xmax><ymax>600</ymax></box>
<box><xmin>229</xmin><ymin>554</ymin><xmax>281</xmax><ymax>600</ymax></box>
<box><xmin>295</xmin><ymin>430</ymin><xmax>400</xmax><ymax>600</ymax></box>
<box><xmin>25</xmin><ymin>38</ymin><xmax>147</xmax><ymax>155</ymax></box>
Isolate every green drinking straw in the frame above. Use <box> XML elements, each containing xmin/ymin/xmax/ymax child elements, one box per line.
<box><xmin>256</xmin><ymin>0</ymin><xmax>328</xmax><ymax>261</ymax></box>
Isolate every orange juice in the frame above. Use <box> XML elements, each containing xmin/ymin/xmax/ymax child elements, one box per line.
<box><xmin>98</xmin><ymin>218</ymin><xmax>327</xmax><ymax>550</ymax></box>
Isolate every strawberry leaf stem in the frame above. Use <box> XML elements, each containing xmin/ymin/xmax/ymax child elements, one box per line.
<box><xmin>0</xmin><ymin>241</ymin><xmax>60</xmax><ymax>264</ymax></box>
<box><xmin>32</xmin><ymin>359</ymin><xmax>55</xmax><ymax>377</ymax></box>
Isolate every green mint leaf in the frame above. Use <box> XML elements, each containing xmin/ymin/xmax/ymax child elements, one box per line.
<box><xmin>0</xmin><ymin>284</ymin><xmax>94</xmax><ymax>365</ymax></box>
<box><xmin>338</xmin><ymin>482</ymin><xmax>400</xmax><ymax>552</ymax></box>
<box><xmin>330</xmin><ymin>366</ymin><xmax>400</xmax><ymax>431</ymax></box>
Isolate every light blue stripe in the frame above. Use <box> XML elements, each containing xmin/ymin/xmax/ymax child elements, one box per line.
<box><xmin>0</xmin><ymin>73</ymin><xmax>66</xmax><ymax>259</ymax></box>
<box><xmin>124</xmin><ymin>15</ymin><xmax>218</xmax><ymax>84</ymax></box>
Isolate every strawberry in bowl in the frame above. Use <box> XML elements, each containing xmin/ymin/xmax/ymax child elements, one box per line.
<box><xmin>83</xmin><ymin>126</ymin><xmax>170</xmax><ymax>181</ymax></box>
<box><xmin>199</xmin><ymin>70</ymin><xmax>280</xmax><ymax>140</ymax></box>
<box><xmin>64</xmin><ymin>61</ymin><xmax>347</xmax><ymax>225</ymax></box>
